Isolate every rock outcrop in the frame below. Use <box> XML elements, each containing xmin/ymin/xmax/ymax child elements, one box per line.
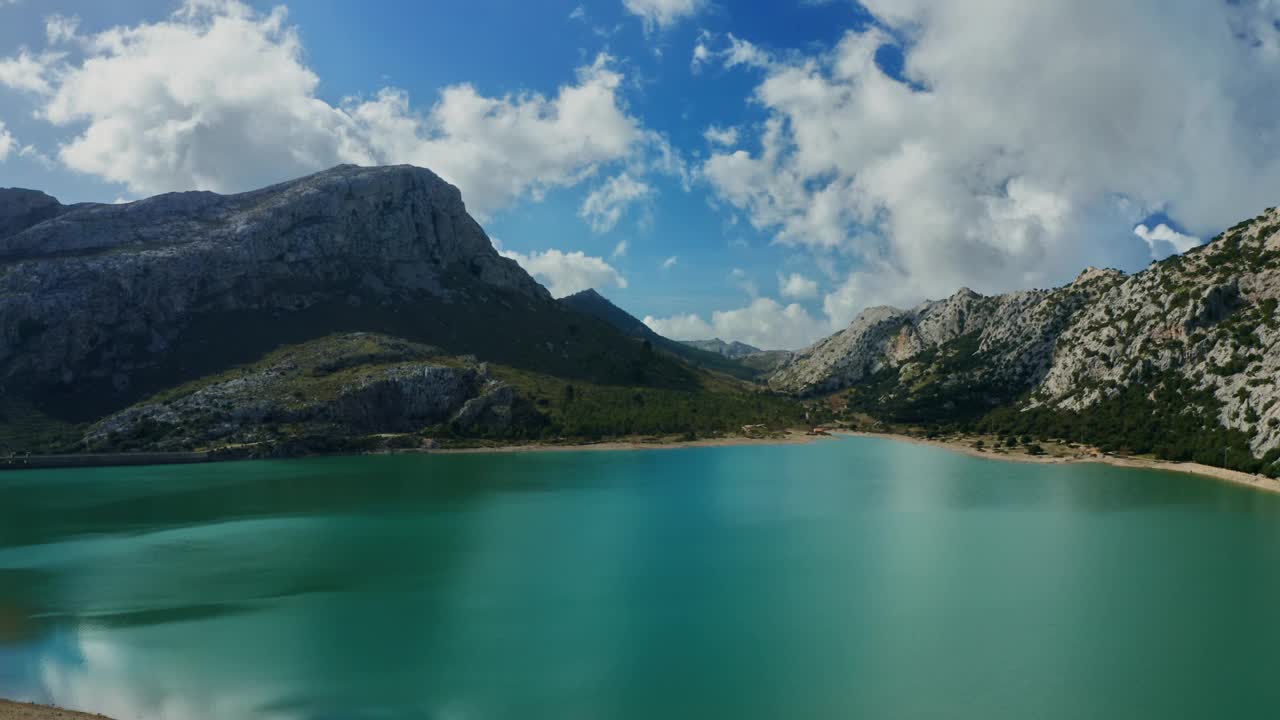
<box><xmin>771</xmin><ymin>209</ymin><xmax>1280</xmax><ymax>458</ymax></box>
<box><xmin>0</xmin><ymin>188</ymin><xmax>75</xmax><ymax>241</ymax></box>
<box><xmin>0</xmin><ymin>165</ymin><xmax>546</xmax><ymax>393</ymax></box>
<box><xmin>82</xmin><ymin>333</ymin><xmax>522</xmax><ymax>450</ymax></box>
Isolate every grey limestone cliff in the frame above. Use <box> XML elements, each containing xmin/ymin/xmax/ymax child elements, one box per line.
<box><xmin>82</xmin><ymin>333</ymin><xmax>522</xmax><ymax>450</ymax></box>
<box><xmin>770</xmin><ymin>208</ymin><xmax>1280</xmax><ymax>458</ymax></box>
<box><xmin>0</xmin><ymin>165</ymin><xmax>545</xmax><ymax>394</ymax></box>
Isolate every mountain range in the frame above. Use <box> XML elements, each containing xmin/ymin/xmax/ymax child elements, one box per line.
<box><xmin>0</xmin><ymin>165</ymin><xmax>798</xmax><ymax>456</ymax></box>
<box><xmin>769</xmin><ymin>213</ymin><xmax>1280</xmax><ymax>475</ymax></box>
<box><xmin>3</xmin><ymin>164</ymin><xmax>1279</xmax><ymax>477</ymax></box>
<box><xmin>682</xmin><ymin>338</ymin><xmax>761</xmax><ymax>358</ymax></box>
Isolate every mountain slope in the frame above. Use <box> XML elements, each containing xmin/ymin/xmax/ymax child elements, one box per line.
<box><xmin>683</xmin><ymin>338</ymin><xmax>762</xmax><ymax>358</ymax></box>
<box><xmin>1</xmin><ymin>166</ymin><xmax>800</xmax><ymax>454</ymax></box>
<box><xmin>559</xmin><ymin>288</ymin><xmax>653</xmax><ymax>338</ymax></box>
<box><xmin>680</xmin><ymin>338</ymin><xmax>795</xmax><ymax>373</ymax></box>
<box><xmin>772</xmin><ymin>209</ymin><xmax>1280</xmax><ymax>474</ymax></box>
<box><xmin>0</xmin><ymin>166</ymin><xmax>696</xmax><ymax>404</ymax></box>
<box><xmin>0</xmin><ymin>188</ymin><xmax>84</xmax><ymax>240</ymax></box>
<box><xmin>559</xmin><ymin>288</ymin><xmax>760</xmax><ymax>380</ymax></box>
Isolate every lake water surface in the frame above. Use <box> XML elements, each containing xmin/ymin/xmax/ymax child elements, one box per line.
<box><xmin>2</xmin><ymin>436</ymin><xmax>1280</xmax><ymax>719</ymax></box>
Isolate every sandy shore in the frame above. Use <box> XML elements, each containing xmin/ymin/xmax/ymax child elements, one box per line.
<box><xmin>0</xmin><ymin>700</ymin><xmax>113</xmax><ymax>720</ymax></box>
<box><xmin>839</xmin><ymin>431</ymin><xmax>1280</xmax><ymax>495</ymax></box>
<box><xmin>418</xmin><ymin>430</ymin><xmax>1280</xmax><ymax>496</ymax></box>
<box><xmin>425</xmin><ymin>430</ymin><xmax>830</xmax><ymax>455</ymax></box>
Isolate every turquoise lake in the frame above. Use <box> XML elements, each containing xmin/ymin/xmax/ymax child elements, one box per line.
<box><xmin>2</xmin><ymin>435</ymin><xmax>1280</xmax><ymax>719</ymax></box>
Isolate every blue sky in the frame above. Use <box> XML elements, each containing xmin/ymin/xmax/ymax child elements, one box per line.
<box><xmin>3</xmin><ymin>1</ymin><xmax>1279</xmax><ymax>348</ymax></box>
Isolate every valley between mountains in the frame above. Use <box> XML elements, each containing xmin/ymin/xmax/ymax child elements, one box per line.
<box><xmin>2</xmin><ymin>164</ymin><xmax>1278</xmax><ymax>478</ymax></box>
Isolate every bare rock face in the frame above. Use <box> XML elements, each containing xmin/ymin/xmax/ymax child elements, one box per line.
<box><xmin>80</xmin><ymin>332</ymin><xmax>525</xmax><ymax>449</ymax></box>
<box><xmin>451</xmin><ymin>382</ymin><xmax>518</xmax><ymax>434</ymax></box>
<box><xmin>769</xmin><ymin>207</ymin><xmax>1280</xmax><ymax>457</ymax></box>
<box><xmin>769</xmin><ymin>305</ymin><xmax>915</xmax><ymax>394</ymax></box>
<box><xmin>0</xmin><ymin>188</ymin><xmax>72</xmax><ymax>241</ymax></box>
<box><xmin>332</xmin><ymin>365</ymin><xmax>483</xmax><ymax>432</ymax></box>
<box><xmin>0</xmin><ymin>165</ymin><xmax>547</xmax><ymax>391</ymax></box>
<box><xmin>1034</xmin><ymin>210</ymin><xmax>1280</xmax><ymax>455</ymax></box>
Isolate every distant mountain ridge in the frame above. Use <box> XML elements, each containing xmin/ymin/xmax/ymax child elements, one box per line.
<box><xmin>559</xmin><ymin>288</ymin><xmax>762</xmax><ymax>380</ymax></box>
<box><xmin>683</xmin><ymin>338</ymin><xmax>762</xmax><ymax>358</ymax></box>
<box><xmin>770</xmin><ymin>210</ymin><xmax>1280</xmax><ymax>474</ymax></box>
<box><xmin>682</xmin><ymin>337</ymin><xmax>795</xmax><ymax>374</ymax></box>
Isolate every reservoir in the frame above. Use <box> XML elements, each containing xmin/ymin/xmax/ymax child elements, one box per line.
<box><xmin>2</xmin><ymin>436</ymin><xmax>1279</xmax><ymax>719</ymax></box>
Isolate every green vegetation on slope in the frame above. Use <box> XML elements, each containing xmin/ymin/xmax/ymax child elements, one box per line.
<box><xmin>827</xmin><ymin>349</ymin><xmax>1280</xmax><ymax>478</ymax></box>
<box><xmin>800</xmin><ymin>208</ymin><xmax>1280</xmax><ymax>479</ymax></box>
<box><xmin>839</xmin><ymin>333</ymin><xmax>1020</xmax><ymax>425</ymax></box>
<box><xmin>480</xmin><ymin>365</ymin><xmax>803</xmax><ymax>441</ymax></box>
<box><xmin>977</xmin><ymin>372</ymin><xmax>1280</xmax><ymax>477</ymax></box>
<box><xmin>559</xmin><ymin>288</ymin><xmax>761</xmax><ymax>381</ymax></box>
<box><xmin>21</xmin><ymin>274</ymin><xmax>707</xmax><ymax>424</ymax></box>
<box><xmin>0</xmin><ymin>397</ymin><xmax>84</xmax><ymax>455</ymax></box>
<box><xmin>3</xmin><ymin>331</ymin><xmax>805</xmax><ymax>456</ymax></box>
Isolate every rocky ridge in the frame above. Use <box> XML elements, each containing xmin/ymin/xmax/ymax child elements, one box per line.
<box><xmin>559</xmin><ymin>287</ymin><xmax>763</xmax><ymax>380</ymax></box>
<box><xmin>1</xmin><ymin>166</ymin><xmax>787</xmax><ymax>455</ymax></box>
<box><xmin>683</xmin><ymin>338</ymin><xmax>762</xmax><ymax>358</ymax></box>
<box><xmin>0</xmin><ymin>165</ymin><xmax>544</xmax><ymax>394</ymax></box>
<box><xmin>771</xmin><ymin>208</ymin><xmax>1280</xmax><ymax>460</ymax></box>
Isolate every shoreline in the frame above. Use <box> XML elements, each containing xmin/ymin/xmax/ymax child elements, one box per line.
<box><xmin>0</xmin><ymin>432</ymin><xmax>828</xmax><ymax>471</ymax></box>
<box><xmin>3</xmin><ymin>430</ymin><xmax>1274</xmax><ymax>497</ymax></box>
<box><xmin>421</xmin><ymin>430</ymin><xmax>829</xmax><ymax>455</ymax></box>
<box><xmin>838</xmin><ymin>430</ymin><xmax>1280</xmax><ymax>496</ymax></box>
<box><xmin>0</xmin><ymin>699</ymin><xmax>113</xmax><ymax>720</ymax></box>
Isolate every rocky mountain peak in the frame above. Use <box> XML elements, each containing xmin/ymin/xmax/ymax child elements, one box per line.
<box><xmin>681</xmin><ymin>338</ymin><xmax>764</xmax><ymax>359</ymax></box>
<box><xmin>849</xmin><ymin>305</ymin><xmax>909</xmax><ymax>329</ymax></box>
<box><xmin>565</xmin><ymin>288</ymin><xmax>607</xmax><ymax>302</ymax></box>
<box><xmin>0</xmin><ymin>187</ymin><xmax>69</xmax><ymax>241</ymax></box>
<box><xmin>771</xmin><ymin>205</ymin><xmax>1280</xmax><ymax>463</ymax></box>
<box><xmin>1073</xmin><ymin>266</ymin><xmax>1125</xmax><ymax>286</ymax></box>
<box><xmin>0</xmin><ymin>164</ymin><xmax>550</xmax><ymax>395</ymax></box>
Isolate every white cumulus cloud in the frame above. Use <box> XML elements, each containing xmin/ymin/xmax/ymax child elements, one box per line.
<box><xmin>661</xmin><ymin>255</ymin><xmax>678</xmax><ymax>269</ymax></box>
<box><xmin>1</xmin><ymin>0</ymin><xmax>670</xmax><ymax>221</ymax></box>
<box><xmin>703</xmin><ymin>125</ymin><xmax>739</xmax><ymax>147</ymax></box>
<box><xmin>45</xmin><ymin>14</ymin><xmax>80</xmax><ymax>44</ymax></box>
<box><xmin>0</xmin><ymin>50</ymin><xmax>57</xmax><ymax>93</ymax></box>
<box><xmin>499</xmin><ymin>247</ymin><xmax>627</xmax><ymax>298</ymax></box>
<box><xmin>0</xmin><ymin>121</ymin><xmax>14</xmax><ymax>161</ymax></box>
<box><xmin>645</xmin><ymin>297</ymin><xmax>827</xmax><ymax>350</ymax></box>
<box><xmin>351</xmin><ymin>53</ymin><xmax>652</xmax><ymax>219</ymax></box>
<box><xmin>623</xmin><ymin>0</ymin><xmax>706</xmax><ymax>31</ymax></box>
<box><xmin>691</xmin><ymin>38</ymin><xmax>712</xmax><ymax>72</ymax></box>
<box><xmin>579</xmin><ymin>172</ymin><xmax>653</xmax><ymax>232</ymax></box>
<box><xmin>730</xmin><ymin>267</ymin><xmax>758</xmax><ymax>297</ymax></box>
<box><xmin>612</xmin><ymin>239</ymin><xmax>629</xmax><ymax>258</ymax></box>
<box><xmin>700</xmin><ymin>1</ymin><xmax>1280</xmax><ymax>328</ymax></box>
<box><xmin>1134</xmin><ymin>223</ymin><xmax>1201</xmax><ymax>259</ymax></box>
<box><xmin>778</xmin><ymin>272</ymin><xmax>818</xmax><ymax>299</ymax></box>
